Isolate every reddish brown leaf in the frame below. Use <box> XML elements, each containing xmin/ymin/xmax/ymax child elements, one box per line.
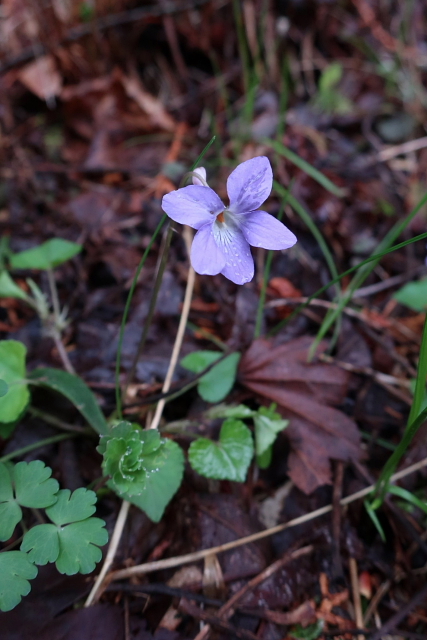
<box><xmin>239</xmin><ymin>337</ymin><xmax>362</xmax><ymax>493</ymax></box>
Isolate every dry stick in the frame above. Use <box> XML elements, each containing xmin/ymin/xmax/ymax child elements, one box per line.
<box><xmin>332</xmin><ymin>461</ymin><xmax>344</xmax><ymax>578</ymax></box>
<box><xmin>349</xmin><ymin>557</ymin><xmax>365</xmax><ymax>640</ymax></box>
<box><xmin>85</xmin><ymin>227</ymin><xmax>195</xmax><ymax>605</ymax></box>
<box><xmin>149</xmin><ymin>226</ymin><xmax>195</xmax><ymax>431</ymax></box>
<box><xmin>378</xmin><ymin>135</ymin><xmax>427</xmax><ymax>162</ymax></box>
<box><xmin>110</xmin><ymin>455</ymin><xmax>427</xmax><ymax>582</ymax></box>
<box><xmin>85</xmin><ymin>499</ymin><xmax>131</xmax><ymax>606</ymax></box>
<box><xmin>193</xmin><ymin>545</ymin><xmax>314</xmax><ymax>640</ymax></box>
<box><xmin>369</xmin><ymin>581</ymin><xmax>427</xmax><ymax>640</ymax></box>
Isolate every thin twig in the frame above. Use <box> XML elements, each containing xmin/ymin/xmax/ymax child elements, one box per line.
<box><xmin>109</xmin><ymin>456</ymin><xmax>427</xmax><ymax>582</ymax></box>
<box><xmin>368</xmin><ymin>581</ymin><xmax>427</xmax><ymax>640</ymax></box>
<box><xmin>349</xmin><ymin>557</ymin><xmax>365</xmax><ymax>640</ymax></box>
<box><xmin>149</xmin><ymin>227</ymin><xmax>195</xmax><ymax>430</ymax></box>
<box><xmin>193</xmin><ymin>545</ymin><xmax>314</xmax><ymax>640</ymax></box>
<box><xmin>84</xmin><ymin>499</ymin><xmax>131</xmax><ymax>606</ymax></box>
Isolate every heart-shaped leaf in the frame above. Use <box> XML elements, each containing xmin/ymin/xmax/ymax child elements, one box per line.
<box><xmin>189</xmin><ymin>419</ymin><xmax>254</xmax><ymax>482</ymax></box>
<box><xmin>181</xmin><ymin>351</ymin><xmax>241</xmax><ymax>403</ymax></box>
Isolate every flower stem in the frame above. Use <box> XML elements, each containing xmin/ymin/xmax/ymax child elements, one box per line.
<box><xmin>124</xmin><ymin>222</ymin><xmax>174</xmax><ymax>394</ymax></box>
<box><xmin>0</xmin><ymin>432</ymin><xmax>76</xmax><ymax>463</ymax></box>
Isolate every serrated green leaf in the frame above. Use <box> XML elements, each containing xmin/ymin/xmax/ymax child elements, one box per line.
<box><xmin>0</xmin><ymin>551</ymin><xmax>38</xmax><ymax>612</ymax></box>
<box><xmin>181</xmin><ymin>351</ymin><xmax>241</xmax><ymax>403</ymax></box>
<box><xmin>394</xmin><ymin>278</ymin><xmax>427</xmax><ymax>312</ymax></box>
<box><xmin>117</xmin><ymin>439</ymin><xmax>184</xmax><ymax>522</ymax></box>
<box><xmin>205</xmin><ymin>403</ymin><xmax>256</xmax><ymax>420</ymax></box>
<box><xmin>55</xmin><ymin>518</ymin><xmax>108</xmax><ymax>575</ymax></box>
<box><xmin>0</xmin><ymin>379</ymin><xmax>9</xmax><ymax>397</ymax></box>
<box><xmin>21</xmin><ymin>524</ymin><xmax>59</xmax><ymax>565</ymax></box>
<box><xmin>45</xmin><ymin>488</ymin><xmax>97</xmax><ymax>525</ymax></box>
<box><xmin>254</xmin><ymin>407</ymin><xmax>288</xmax><ymax>457</ymax></box>
<box><xmin>10</xmin><ymin>239</ymin><xmax>82</xmax><ymax>270</ymax></box>
<box><xmin>13</xmin><ymin>460</ymin><xmax>59</xmax><ymax>508</ymax></box>
<box><xmin>0</xmin><ymin>340</ymin><xmax>30</xmax><ymax>424</ymax></box>
<box><xmin>28</xmin><ymin>368</ymin><xmax>108</xmax><ymax>435</ymax></box>
<box><xmin>0</xmin><ymin>271</ymin><xmax>29</xmax><ymax>300</ymax></box>
<box><xmin>188</xmin><ymin>419</ymin><xmax>254</xmax><ymax>482</ymax></box>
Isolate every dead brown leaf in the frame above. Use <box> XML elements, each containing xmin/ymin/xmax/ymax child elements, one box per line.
<box><xmin>239</xmin><ymin>336</ymin><xmax>363</xmax><ymax>493</ymax></box>
<box><xmin>18</xmin><ymin>55</ymin><xmax>62</xmax><ymax>101</ymax></box>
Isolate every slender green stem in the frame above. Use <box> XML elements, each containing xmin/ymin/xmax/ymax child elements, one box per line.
<box><xmin>115</xmin><ymin>215</ymin><xmax>167</xmax><ymax>418</ymax></box>
<box><xmin>0</xmin><ymin>433</ymin><xmax>76</xmax><ymax>463</ymax></box>
<box><xmin>114</xmin><ymin>136</ymin><xmax>217</xmax><ymax>418</ymax></box>
<box><xmin>254</xmin><ymin>193</ymin><xmax>289</xmax><ymax>339</ymax></box>
<box><xmin>124</xmin><ymin>222</ymin><xmax>174</xmax><ymax>392</ymax></box>
<box><xmin>232</xmin><ymin>0</ymin><xmax>251</xmax><ymax>95</ymax></box>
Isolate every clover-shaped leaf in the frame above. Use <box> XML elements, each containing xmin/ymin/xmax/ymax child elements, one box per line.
<box><xmin>0</xmin><ymin>551</ymin><xmax>38</xmax><ymax>612</ymax></box>
<box><xmin>45</xmin><ymin>487</ymin><xmax>97</xmax><ymax>525</ymax></box>
<box><xmin>0</xmin><ymin>340</ymin><xmax>30</xmax><ymax>424</ymax></box>
<box><xmin>189</xmin><ymin>419</ymin><xmax>254</xmax><ymax>482</ymax></box>
<box><xmin>0</xmin><ymin>461</ymin><xmax>59</xmax><ymax>541</ymax></box>
<box><xmin>13</xmin><ymin>460</ymin><xmax>59</xmax><ymax>508</ymax></box>
<box><xmin>0</xmin><ymin>463</ymin><xmax>22</xmax><ymax>541</ymax></box>
<box><xmin>10</xmin><ymin>238</ymin><xmax>82</xmax><ymax>270</ymax></box>
<box><xmin>21</xmin><ymin>489</ymin><xmax>108</xmax><ymax>575</ymax></box>
<box><xmin>118</xmin><ymin>439</ymin><xmax>184</xmax><ymax>523</ymax></box>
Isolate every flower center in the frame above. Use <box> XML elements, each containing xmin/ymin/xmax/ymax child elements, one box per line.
<box><xmin>216</xmin><ymin>211</ymin><xmax>225</xmax><ymax>223</ymax></box>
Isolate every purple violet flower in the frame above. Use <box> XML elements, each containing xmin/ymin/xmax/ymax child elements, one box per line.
<box><xmin>161</xmin><ymin>156</ymin><xmax>297</xmax><ymax>285</ymax></box>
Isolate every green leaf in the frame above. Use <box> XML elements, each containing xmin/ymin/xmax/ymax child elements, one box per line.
<box><xmin>0</xmin><ymin>271</ymin><xmax>29</xmax><ymax>300</ymax></box>
<box><xmin>319</xmin><ymin>62</ymin><xmax>343</xmax><ymax>91</ymax></box>
<box><xmin>10</xmin><ymin>239</ymin><xmax>82</xmax><ymax>270</ymax></box>
<box><xmin>0</xmin><ymin>340</ymin><xmax>30</xmax><ymax>424</ymax></box>
<box><xmin>290</xmin><ymin>620</ymin><xmax>324</xmax><ymax>640</ymax></box>
<box><xmin>0</xmin><ymin>551</ymin><xmax>38</xmax><ymax>612</ymax></box>
<box><xmin>45</xmin><ymin>487</ymin><xmax>97</xmax><ymax>525</ymax></box>
<box><xmin>28</xmin><ymin>368</ymin><xmax>108</xmax><ymax>435</ymax></box>
<box><xmin>117</xmin><ymin>439</ymin><xmax>185</xmax><ymax>522</ymax></box>
<box><xmin>205</xmin><ymin>403</ymin><xmax>256</xmax><ymax>420</ymax></box>
<box><xmin>21</xmin><ymin>524</ymin><xmax>59</xmax><ymax>565</ymax></box>
<box><xmin>254</xmin><ymin>405</ymin><xmax>288</xmax><ymax>457</ymax></box>
<box><xmin>188</xmin><ymin>419</ymin><xmax>254</xmax><ymax>482</ymax></box>
<box><xmin>0</xmin><ymin>379</ymin><xmax>8</xmax><ymax>397</ymax></box>
<box><xmin>13</xmin><ymin>460</ymin><xmax>59</xmax><ymax>508</ymax></box>
<box><xmin>54</xmin><ymin>518</ymin><xmax>108</xmax><ymax>575</ymax></box>
<box><xmin>0</xmin><ymin>463</ymin><xmax>22</xmax><ymax>541</ymax></box>
<box><xmin>99</xmin><ymin>422</ymin><xmax>166</xmax><ymax>496</ymax></box>
<box><xmin>394</xmin><ymin>278</ymin><xmax>427</xmax><ymax>312</ymax></box>
<box><xmin>181</xmin><ymin>351</ymin><xmax>241</xmax><ymax>403</ymax></box>
<box><xmin>22</xmin><ymin>489</ymin><xmax>108</xmax><ymax>574</ymax></box>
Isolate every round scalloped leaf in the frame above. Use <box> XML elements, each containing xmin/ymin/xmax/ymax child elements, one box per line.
<box><xmin>0</xmin><ymin>340</ymin><xmax>30</xmax><ymax>424</ymax></box>
<box><xmin>0</xmin><ymin>463</ymin><xmax>22</xmax><ymax>541</ymax></box>
<box><xmin>0</xmin><ymin>551</ymin><xmax>38</xmax><ymax>612</ymax></box>
<box><xmin>13</xmin><ymin>460</ymin><xmax>59</xmax><ymax>508</ymax></box>
<box><xmin>45</xmin><ymin>488</ymin><xmax>97</xmax><ymax>526</ymax></box>
<box><xmin>189</xmin><ymin>419</ymin><xmax>254</xmax><ymax>482</ymax></box>
<box><xmin>54</xmin><ymin>518</ymin><xmax>108</xmax><ymax>575</ymax></box>
<box><xmin>117</xmin><ymin>439</ymin><xmax>184</xmax><ymax>522</ymax></box>
<box><xmin>21</xmin><ymin>524</ymin><xmax>59</xmax><ymax>565</ymax></box>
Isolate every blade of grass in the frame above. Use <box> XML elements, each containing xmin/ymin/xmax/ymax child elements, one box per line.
<box><xmin>254</xmin><ymin>185</ymin><xmax>292</xmax><ymax>338</ymax></box>
<box><xmin>309</xmin><ymin>190</ymin><xmax>427</xmax><ymax>358</ymax></box>
<box><xmin>268</xmin><ymin>227</ymin><xmax>427</xmax><ymax>337</ymax></box>
<box><xmin>266</xmin><ymin>139</ymin><xmax>346</xmax><ymax>197</ymax></box>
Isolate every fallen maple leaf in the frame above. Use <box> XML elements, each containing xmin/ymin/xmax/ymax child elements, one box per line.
<box><xmin>239</xmin><ymin>336</ymin><xmax>362</xmax><ymax>493</ymax></box>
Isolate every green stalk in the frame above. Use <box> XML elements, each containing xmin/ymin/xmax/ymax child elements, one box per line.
<box><xmin>0</xmin><ymin>433</ymin><xmax>76</xmax><ymax>463</ymax></box>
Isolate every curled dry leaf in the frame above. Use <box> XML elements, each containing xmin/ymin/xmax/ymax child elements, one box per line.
<box><xmin>239</xmin><ymin>336</ymin><xmax>362</xmax><ymax>493</ymax></box>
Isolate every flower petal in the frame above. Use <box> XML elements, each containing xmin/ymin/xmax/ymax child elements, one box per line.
<box><xmin>192</xmin><ymin>167</ymin><xmax>207</xmax><ymax>186</ymax></box>
<box><xmin>239</xmin><ymin>210</ymin><xmax>297</xmax><ymax>250</ymax></box>
<box><xmin>191</xmin><ymin>223</ymin><xmax>226</xmax><ymax>275</ymax></box>
<box><xmin>212</xmin><ymin>223</ymin><xmax>254</xmax><ymax>285</ymax></box>
<box><xmin>227</xmin><ymin>156</ymin><xmax>273</xmax><ymax>213</ymax></box>
<box><xmin>162</xmin><ymin>185</ymin><xmax>224</xmax><ymax>229</ymax></box>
